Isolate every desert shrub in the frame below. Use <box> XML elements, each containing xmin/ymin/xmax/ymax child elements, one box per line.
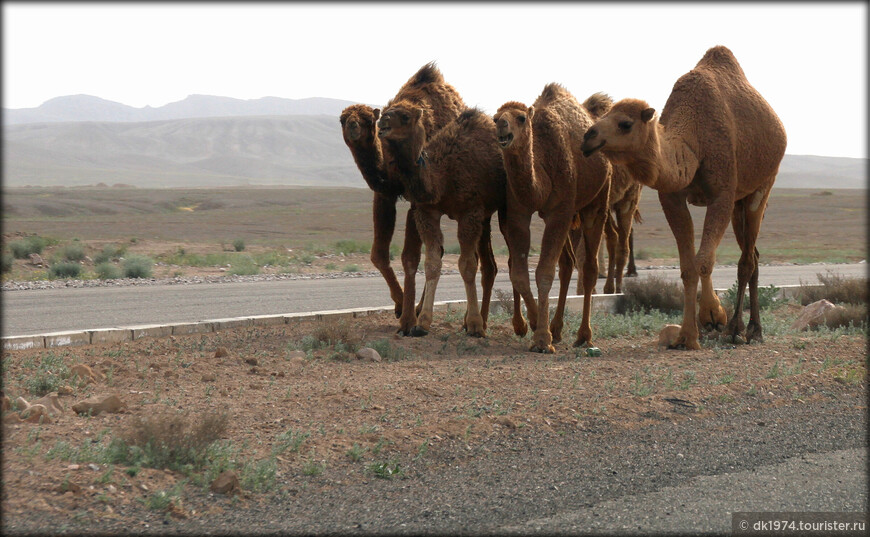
<box><xmin>619</xmin><ymin>275</ymin><xmax>683</xmax><ymax>315</ymax></box>
<box><xmin>95</xmin><ymin>262</ymin><xmax>122</xmax><ymax>280</ymax></box>
<box><xmin>797</xmin><ymin>272</ymin><xmax>867</xmax><ymax>306</ymax></box>
<box><xmin>123</xmin><ymin>255</ymin><xmax>154</xmax><ymax>278</ymax></box>
<box><xmin>228</xmin><ymin>255</ymin><xmax>260</xmax><ymax>276</ymax></box>
<box><xmin>342</xmin><ymin>264</ymin><xmax>360</xmax><ymax>273</ymax></box>
<box><xmin>822</xmin><ymin>303</ymin><xmax>868</xmax><ymax>331</ymax></box>
<box><xmin>720</xmin><ymin>283</ymin><xmax>781</xmax><ymax>312</ymax></box>
<box><xmin>1</xmin><ymin>252</ymin><xmax>12</xmax><ymax>273</ymax></box>
<box><xmin>333</xmin><ymin>239</ymin><xmax>370</xmax><ymax>255</ymax></box>
<box><xmin>49</xmin><ymin>262</ymin><xmax>82</xmax><ymax>279</ymax></box>
<box><xmin>297</xmin><ymin>321</ymin><xmax>362</xmax><ymax>353</ymax></box>
<box><xmin>9</xmin><ymin>236</ymin><xmax>48</xmax><ymax>259</ymax></box>
<box><xmin>109</xmin><ymin>410</ymin><xmax>229</xmax><ymax>472</ymax></box>
<box><xmin>232</xmin><ymin>239</ymin><xmax>246</xmax><ymax>252</ymax></box>
<box><xmin>23</xmin><ymin>352</ymin><xmax>69</xmax><ymax>396</ymax></box>
<box><xmin>61</xmin><ymin>243</ymin><xmax>86</xmax><ymax>262</ymax></box>
<box><xmin>93</xmin><ymin>244</ymin><xmax>127</xmax><ymax>264</ymax></box>
<box><xmin>367</xmin><ymin>339</ymin><xmax>412</xmax><ymax>362</ymax></box>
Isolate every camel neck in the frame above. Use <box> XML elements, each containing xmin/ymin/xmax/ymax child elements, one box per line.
<box><xmin>349</xmin><ymin>138</ymin><xmax>392</xmax><ymax>195</ymax></box>
<box><xmin>502</xmin><ymin>140</ymin><xmax>550</xmax><ymax>209</ymax></box>
<box><xmin>626</xmin><ymin>122</ymin><xmax>699</xmax><ymax>193</ymax></box>
<box><xmin>389</xmin><ymin>136</ymin><xmax>438</xmax><ymax>204</ymax></box>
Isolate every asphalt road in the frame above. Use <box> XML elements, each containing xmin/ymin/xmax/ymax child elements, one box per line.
<box><xmin>2</xmin><ymin>263</ymin><xmax>865</xmax><ymax>337</ymax></box>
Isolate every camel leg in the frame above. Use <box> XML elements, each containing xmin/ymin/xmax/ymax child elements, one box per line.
<box><xmin>696</xmin><ymin>194</ymin><xmax>733</xmax><ymax>334</ymax></box>
<box><xmin>572</xmin><ymin>227</ymin><xmax>586</xmax><ymax>295</ymax></box>
<box><xmin>530</xmin><ymin>216</ymin><xmax>573</xmax><ymax>353</ymax></box>
<box><xmin>611</xmin><ymin>201</ymin><xmax>635</xmax><ymax>294</ymax></box>
<box><xmin>397</xmin><ymin>205</ymin><xmax>423</xmax><ymax>335</ymax></box>
<box><xmin>370</xmin><ymin>193</ymin><xmax>404</xmax><ymax>318</ymax></box>
<box><xmin>625</xmin><ymin>228</ymin><xmax>637</xmax><ymax>277</ymax></box>
<box><xmin>658</xmin><ymin>191</ymin><xmax>701</xmax><ymax>350</ymax></box>
<box><xmin>728</xmin><ymin>184</ymin><xmax>773</xmax><ymax>344</ymax></box>
<box><xmin>602</xmin><ymin>213</ymin><xmax>618</xmax><ymax>294</ymax></box>
<box><xmin>550</xmin><ymin>236</ymin><xmax>576</xmax><ymax>344</ymax></box>
<box><xmin>574</xmin><ymin>197</ymin><xmax>608</xmax><ymax>348</ymax></box>
<box><xmin>497</xmin><ymin>208</ymin><xmax>526</xmax><ymax>337</ymax></box>
<box><xmin>457</xmin><ymin>213</ymin><xmax>486</xmax><ymax>337</ymax></box>
<box><xmin>506</xmin><ymin>212</ymin><xmax>537</xmax><ymax>337</ymax></box>
<box><xmin>476</xmin><ymin>215</ymin><xmax>497</xmax><ymax>331</ymax></box>
<box><xmin>409</xmin><ymin>208</ymin><xmax>443</xmax><ymax>337</ymax></box>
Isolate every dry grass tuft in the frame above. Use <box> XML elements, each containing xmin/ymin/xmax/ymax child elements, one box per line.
<box><xmin>619</xmin><ymin>275</ymin><xmax>683</xmax><ymax>315</ymax></box>
<box><xmin>798</xmin><ymin>272</ymin><xmax>868</xmax><ymax>306</ymax></box>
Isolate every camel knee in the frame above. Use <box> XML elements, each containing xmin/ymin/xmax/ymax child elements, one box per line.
<box><xmin>370</xmin><ymin>250</ymin><xmax>391</xmax><ymax>271</ymax></box>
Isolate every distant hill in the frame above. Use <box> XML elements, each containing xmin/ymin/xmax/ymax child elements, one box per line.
<box><xmin>2</xmin><ymin>95</ymin><xmax>866</xmax><ymax>190</ymax></box>
<box><xmin>3</xmin><ymin>94</ymin><xmax>362</xmax><ymax>125</ymax></box>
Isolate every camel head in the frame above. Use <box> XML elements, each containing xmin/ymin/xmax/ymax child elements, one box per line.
<box><xmin>493</xmin><ymin>102</ymin><xmax>534</xmax><ymax>151</ymax></box>
<box><xmin>340</xmin><ymin>104</ymin><xmax>380</xmax><ymax>146</ymax></box>
<box><xmin>376</xmin><ymin>101</ymin><xmax>426</xmax><ymax>145</ymax></box>
<box><xmin>581</xmin><ymin>98</ymin><xmax>656</xmax><ymax>160</ymax></box>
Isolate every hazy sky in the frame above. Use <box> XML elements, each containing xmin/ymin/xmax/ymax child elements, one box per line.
<box><xmin>3</xmin><ymin>2</ymin><xmax>867</xmax><ymax>158</ymax></box>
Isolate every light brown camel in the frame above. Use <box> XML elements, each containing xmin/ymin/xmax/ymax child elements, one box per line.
<box><xmin>573</xmin><ymin>168</ymin><xmax>643</xmax><ymax>294</ymax></box>
<box><xmin>377</xmin><ymin>105</ymin><xmax>514</xmax><ymax>337</ymax></box>
<box><xmin>581</xmin><ymin>45</ymin><xmax>787</xmax><ymax>349</ymax></box>
<box><xmin>339</xmin><ymin>62</ymin><xmax>466</xmax><ymax>333</ymax></box>
<box><xmin>494</xmin><ymin>85</ymin><xmax>613</xmax><ymax>353</ymax></box>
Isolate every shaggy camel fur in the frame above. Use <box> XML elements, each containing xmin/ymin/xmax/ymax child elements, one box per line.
<box><xmin>377</xmin><ymin>106</ymin><xmax>509</xmax><ymax>337</ymax></box>
<box><xmin>495</xmin><ymin>84</ymin><xmax>613</xmax><ymax>353</ymax></box>
<box><xmin>574</xmin><ymin>169</ymin><xmax>643</xmax><ymax>294</ymax></box>
<box><xmin>340</xmin><ymin>63</ymin><xmax>466</xmax><ymax>333</ymax></box>
<box><xmin>581</xmin><ymin>45</ymin><xmax>787</xmax><ymax>350</ymax></box>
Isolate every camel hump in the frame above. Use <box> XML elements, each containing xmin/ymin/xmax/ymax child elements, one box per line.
<box><xmin>582</xmin><ymin>92</ymin><xmax>614</xmax><ymax>119</ymax></box>
<box><xmin>697</xmin><ymin>45</ymin><xmax>745</xmax><ymax>74</ymax></box>
<box><xmin>538</xmin><ymin>83</ymin><xmax>571</xmax><ymax>105</ymax></box>
<box><xmin>409</xmin><ymin>61</ymin><xmax>444</xmax><ymax>87</ymax></box>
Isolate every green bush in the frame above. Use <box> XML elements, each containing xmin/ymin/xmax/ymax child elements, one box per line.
<box><xmin>61</xmin><ymin>243</ymin><xmax>86</xmax><ymax>262</ymax></box>
<box><xmin>93</xmin><ymin>244</ymin><xmax>127</xmax><ymax>264</ymax></box>
<box><xmin>123</xmin><ymin>255</ymin><xmax>154</xmax><ymax>278</ymax></box>
<box><xmin>232</xmin><ymin>239</ymin><xmax>246</xmax><ymax>252</ymax></box>
<box><xmin>228</xmin><ymin>256</ymin><xmax>260</xmax><ymax>276</ymax></box>
<box><xmin>95</xmin><ymin>262</ymin><xmax>122</xmax><ymax>280</ymax></box>
<box><xmin>333</xmin><ymin>239</ymin><xmax>370</xmax><ymax>255</ymax></box>
<box><xmin>49</xmin><ymin>262</ymin><xmax>82</xmax><ymax>279</ymax></box>
<box><xmin>721</xmin><ymin>283</ymin><xmax>781</xmax><ymax>312</ymax></box>
<box><xmin>1</xmin><ymin>252</ymin><xmax>12</xmax><ymax>273</ymax></box>
<box><xmin>9</xmin><ymin>236</ymin><xmax>48</xmax><ymax>259</ymax></box>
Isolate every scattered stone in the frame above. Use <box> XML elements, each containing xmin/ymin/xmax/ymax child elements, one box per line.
<box><xmin>55</xmin><ymin>480</ymin><xmax>82</xmax><ymax>494</ymax></box>
<box><xmin>67</xmin><ymin>464</ymin><xmax>80</xmax><ymax>470</ymax></box>
<box><xmin>106</xmin><ymin>484</ymin><xmax>117</xmax><ymax>494</ymax></box>
<box><xmin>494</xmin><ymin>416</ymin><xmax>517</xmax><ymax>429</ymax></box>
<box><xmin>356</xmin><ymin>347</ymin><xmax>382</xmax><ymax>362</ymax></box>
<box><xmin>657</xmin><ymin>324</ymin><xmax>682</xmax><ymax>348</ymax></box>
<box><xmin>201</xmin><ymin>373</ymin><xmax>217</xmax><ymax>382</ymax></box>
<box><xmin>214</xmin><ymin>347</ymin><xmax>229</xmax><ymax>358</ymax></box>
<box><xmin>1</xmin><ymin>394</ymin><xmax>10</xmax><ymax>412</ymax></box>
<box><xmin>790</xmin><ymin>299</ymin><xmax>846</xmax><ymax>331</ymax></box>
<box><xmin>20</xmin><ymin>404</ymin><xmax>52</xmax><ymax>424</ymax></box>
<box><xmin>210</xmin><ymin>471</ymin><xmax>240</xmax><ymax>495</ymax></box>
<box><xmin>286</xmin><ymin>350</ymin><xmax>306</xmax><ymax>360</ymax></box>
<box><xmin>28</xmin><ymin>253</ymin><xmax>44</xmax><ymax>267</ymax></box>
<box><xmin>57</xmin><ymin>386</ymin><xmax>75</xmax><ymax>396</ymax></box>
<box><xmin>72</xmin><ymin>394</ymin><xmax>126</xmax><ymax>416</ymax></box>
<box><xmin>244</xmin><ymin>357</ymin><xmax>258</xmax><ymax>366</ymax></box>
<box><xmin>88</xmin><ymin>463</ymin><xmax>100</xmax><ymax>471</ymax></box>
<box><xmin>32</xmin><ymin>393</ymin><xmax>64</xmax><ymax>416</ymax></box>
<box><xmin>15</xmin><ymin>396</ymin><xmax>30</xmax><ymax>411</ymax></box>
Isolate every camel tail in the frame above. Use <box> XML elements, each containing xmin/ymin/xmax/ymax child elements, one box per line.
<box><xmin>582</xmin><ymin>92</ymin><xmax>613</xmax><ymax>119</ymax></box>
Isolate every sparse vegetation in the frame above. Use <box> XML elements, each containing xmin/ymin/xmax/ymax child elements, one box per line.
<box><xmin>232</xmin><ymin>239</ymin><xmax>246</xmax><ymax>252</ymax></box>
<box><xmin>48</xmin><ymin>261</ymin><xmax>82</xmax><ymax>279</ymax></box>
<box><xmin>797</xmin><ymin>272</ymin><xmax>867</xmax><ymax>306</ymax></box>
<box><xmin>60</xmin><ymin>243</ymin><xmax>86</xmax><ymax>262</ymax></box>
<box><xmin>122</xmin><ymin>255</ymin><xmax>154</xmax><ymax>278</ymax></box>
<box><xmin>9</xmin><ymin>236</ymin><xmax>50</xmax><ymax>259</ymax></box>
<box><xmin>95</xmin><ymin>262</ymin><xmax>122</xmax><ymax>280</ymax></box>
<box><xmin>619</xmin><ymin>275</ymin><xmax>683</xmax><ymax>314</ymax></box>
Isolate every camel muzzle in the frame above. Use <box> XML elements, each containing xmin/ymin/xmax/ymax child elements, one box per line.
<box><xmin>497</xmin><ymin>133</ymin><xmax>514</xmax><ymax>148</ymax></box>
<box><xmin>581</xmin><ymin>140</ymin><xmax>605</xmax><ymax>158</ymax></box>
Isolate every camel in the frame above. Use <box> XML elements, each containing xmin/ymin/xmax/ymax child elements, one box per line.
<box><xmin>339</xmin><ymin>62</ymin><xmax>466</xmax><ymax>333</ymax></box>
<box><xmin>494</xmin><ymin>84</ymin><xmax>613</xmax><ymax>353</ymax></box>
<box><xmin>574</xmin><ymin>168</ymin><xmax>643</xmax><ymax>294</ymax></box>
<box><xmin>376</xmin><ymin>105</ymin><xmax>511</xmax><ymax>337</ymax></box>
<box><xmin>580</xmin><ymin>45</ymin><xmax>787</xmax><ymax>350</ymax></box>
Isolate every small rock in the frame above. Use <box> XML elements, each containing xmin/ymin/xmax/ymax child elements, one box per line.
<box><xmin>28</xmin><ymin>253</ymin><xmax>44</xmax><ymax>266</ymax></box>
<box><xmin>214</xmin><ymin>347</ymin><xmax>229</xmax><ymax>358</ymax></box>
<box><xmin>57</xmin><ymin>386</ymin><xmax>75</xmax><ymax>396</ymax></box>
<box><xmin>244</xmin><ymin>357</ymin><xmax>258</xmax><ymax>366</ymax></box>
<box><xmin>67</xmin><ymin>464</ymin><xmax>80</xmax><ymax>470</ymax></box>
<box><xmin>70</xmin><ymin>364</ymin><xmax>103</xmax><ymax>384</ymax></box>
<box><xmin>356</xmin><ymin>347</ymin><xmax>382</xmax><ymax>362</ymax></box>
<box><xmin>495</xmin><ymin>416</ymin><xmax>517</xmax><ymax>429</ymax></box>
<box><xmin>106</xmin><ymin>484</ymin><xmax>117</xmax><ymax>494</ymax></box>
<box><xmin>88</xmin><ymin>463</ymin><xmax>100</xmax><ymax>471</ymax></box>
<box><xmin>286</xmin><ymin>350</ymin><xmax>306</xmax><ymax>360</ymax></box>
<box><xmin>201</xmin><ymin>373</ymin><xmax>217</xmax><ymax>382</ymax></box>
<box><xmin>210</xmin><ymin>471</ymin><xmax>240</xmax><ymax>495</ymax></box>
<box><xmin>790</xmin><ymin>299</ymin><xmax>846</xmax><ymax>331</ymax></box>
<box><xmin>1</xmin><ymin>394</ymin><xmax>10</xmax><ymax>412</ymax></box>
<box><xmin>32</xmin><ymin>393</ymin><xmax>64</xmax><ymax>416</ymax></box>
<box><xmin>21</xmin><ymin>404</ymin><xmax>52</xmax><ymax>423</ymax></box>
<box><xmin>657</xmin><ymin>324</ymin><xmax>682</xmax><ymax>348</ymax></box>
<box><xmin>72</xmin><ymin>394</ymin><xmax>126</xmax><ymax>416</ymax></box>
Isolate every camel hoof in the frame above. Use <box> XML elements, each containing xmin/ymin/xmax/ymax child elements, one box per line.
<box><xmin>513</xmin><ymin>321</ymin><xmax>528</xmax><ymax>337</ymax></box>
<box><xmin>625</xmin><ymin>272</ymin><xmax>638</xmax><ymax>278</ymax></box>
<box><xmin>529</xmin><ymin>344</ymin><xmax>556</xmax><ymax>354</ymax></box>
<box><xmin>396</xmin><ymin>327</ymin><xmax>411</xmax><ymax>337</ymax></box>
<box><xmin>572</xmin><ymin>339</ymin><xmax>590</xmax><ymax>349</ymax></box>
<box><xmin>746</xmin><ymin>322</ymin><xmax>763</xmax><ymax>343</ymax></box>
<box><xmin>409</xmin><ymin>326</ymin><xmax>428</xmax><ymax>338</ymax></box>
<box><xmin>394</xmin><ymin>305</ymin><xmax>402</xmax><ymax>319</ymax></box>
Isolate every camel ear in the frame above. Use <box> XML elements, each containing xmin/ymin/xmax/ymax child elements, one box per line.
<box><xmin>413</xmin><ymin>108</ymin><xmax>424</xmax><ymax>122</ymax></box>
<box><xmin>641</xmin><ymin>108</ymin><xmax>655</xmax><ymax>123</ymax></box>
<box><xmin>527</xmin><ymin>106</ymin><xmax>535</xmax><ymax>120</ymax></box>
<box><xmin>373</xmin><ymin>108</ymin><xmax>380</xmax><ymax>121</ymax></box>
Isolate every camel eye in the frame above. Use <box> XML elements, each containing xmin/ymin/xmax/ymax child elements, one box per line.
<box><xmin>517</xmin><ymin>115</ymin><xmax>526</xmax><ymax>124</ymax></box>
<box><xmin>399</xmin><ymin>113</ymin><xmax>410</xmax><ymax>124</ymax></box>
<box><xmin>618</xmin><ymin>120</ymin><xmax>633</xmax><ymax>131</ymax></box>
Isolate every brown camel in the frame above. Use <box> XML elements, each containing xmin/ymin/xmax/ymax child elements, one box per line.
<box><xmin>494</xmin><ymin>85</ymin><xmax>613</xmax><ymax>353</ymax></box>
<box><xmin>376</xmin><ymin>105</ymin><xmax>513</xmax><ymax>337</ymax></box>
<box><xmin>574</xmin><ymin>168</ymin><xmax>643</xmax><ymax>294</ymax></box>
<box><xmin>581</xmin><ymin>45</ymin><xmax>787</xmax><ymax>349</ymax></box>
<box><xmin>339</xmin><ymin>62</ymin><xmax>466</xmax><ymax>333</ymax></box>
